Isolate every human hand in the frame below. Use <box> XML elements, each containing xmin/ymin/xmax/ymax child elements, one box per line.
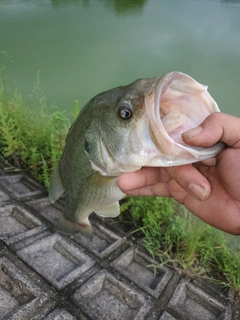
<box><xmin>117</xmin><ymin>113</ymin><xmax>240</xmax><ymax>234</ymax></box>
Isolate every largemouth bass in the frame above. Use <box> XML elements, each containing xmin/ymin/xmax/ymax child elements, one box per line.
<box><xmin>49</xmin><ymin>72</ymin><xmax>225</xmax><ymax>237</ymax></box>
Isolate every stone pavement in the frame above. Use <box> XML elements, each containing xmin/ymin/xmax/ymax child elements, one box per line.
<box><xmin>0</xmin><ymin>159</ymin><xmax>239</xmax><ymax>320</ymax></box>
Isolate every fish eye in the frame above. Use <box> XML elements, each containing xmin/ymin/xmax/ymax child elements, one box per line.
<box><xmin>118</xmin><ymin>105</ymin><xmax>132</xmax><ymax>120</ymax></box>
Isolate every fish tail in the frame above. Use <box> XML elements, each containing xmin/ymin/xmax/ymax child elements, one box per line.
<box><xmin>55</xmin><ymin>213</ymin><xmax>93</xmax><ymax>239</ymax></box>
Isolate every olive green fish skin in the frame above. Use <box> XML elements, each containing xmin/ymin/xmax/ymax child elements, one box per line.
<box><xmin>49</xmin><ymin>78</ymin><xmax>157</xmax><ymax>236</ymax></box>
<box><xmin>49</xmin><ymin>72</ymin><xmax>224</xmax><ymax>237</ymax></box>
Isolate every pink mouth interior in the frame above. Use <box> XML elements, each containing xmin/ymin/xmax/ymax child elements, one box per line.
<box><xmin>158</xmin><ymin>74</ymin><xmax>217</xmax><ymax>144</ymax></box>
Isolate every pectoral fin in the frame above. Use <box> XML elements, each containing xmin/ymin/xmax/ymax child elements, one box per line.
<box><xmin>95</xmin><ymin>201</ymin><xmax>120</xmax><ymax>218</ymax></box>
<box><xmin>49</xmin><ymin>163</ymin><xmax>65</xmax><ymax>203</ymax></box>
<box><xmin>55</xmin><ymin>213</ymin><xmax>93</xmax><ymax>239</ymax></box>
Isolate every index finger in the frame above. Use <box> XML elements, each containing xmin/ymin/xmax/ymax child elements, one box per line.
<box><xmin>117</xmin><ymin>167</ymin><xmax>169</xmax><ymax>192</ymax></box>
<box><xmin>117</xmin><ymin>164</ymin><xmax>211</xmax><ymax>201</ymax></box>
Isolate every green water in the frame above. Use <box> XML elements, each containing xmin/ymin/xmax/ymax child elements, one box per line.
<box><xmin>0</xmin><ymin>0</ymin><xmax>240</xmax><ymax>117</ymax></box>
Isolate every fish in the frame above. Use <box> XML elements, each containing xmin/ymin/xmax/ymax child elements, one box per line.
<box><xmin>49</xmin><ymin>71</ymin><xmax>225</xmax><ymax>237</ymax></box>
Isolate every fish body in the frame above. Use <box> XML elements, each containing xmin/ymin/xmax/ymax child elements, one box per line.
<box><xmin>49</xmin><ymin>72</ymin><xmax>225</xmax><ymax>237</ymax></box>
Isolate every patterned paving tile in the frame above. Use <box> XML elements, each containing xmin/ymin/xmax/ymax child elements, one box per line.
<box><xmin>111</xmin><ymin>247</ymin><xmax>173</xmax><ymax>298</ymax></box>
<box><xmin>0</xmin><ymin>174</ymin><xmax>44</xmax><ymax>200</ymax></box>
<box><xmin>45</xmin><ymin>308</ymin><xmax>76</xmax><ymax>319</ymax></box>
<box><xmin>0</xmin><ymin>204</ymin><xmax>46</xmax><ymax>245</ymax></box>
<box><xmin>73</xmin><ymin>222</ymin><xmax>125</xmax><ymax>259</ymax></box>
<box><xmin>0</xmin><ymin>189</ymin><xmax>10</xmax><ymax>202</ymax></box>
<box><xmin>71</xmin><ymin>269</ymin><xmax>152</xmax><ymax>320</ymax></box>
<box><xmin>17</xmin><ymin>233</ymin><xmax>96</xmax><ymax>290</ymax></box>
<box><xmin>27</xmin><ymin>197</ymin><xmax>61</xmax><ymax>225</ymax></box>
<box><xmin>158</xmin><ymin>311</ymin><xmax>177</xmax><ymax>320</ymax></box>
<box><xmin>168</xmin><ymin>279</ymin><xmax>231</xmax><ymax>320</ymax></box>
<box><xmin>0</xmin><ymin>257</ymin><xmax>49</xmax><ymax>319</ymax></box>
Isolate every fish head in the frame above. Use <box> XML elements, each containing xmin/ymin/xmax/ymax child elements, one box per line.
<box><xmin>84</xmin><ymin>72</ymin><xmax>225</xmax><ymax>176</ymax></box>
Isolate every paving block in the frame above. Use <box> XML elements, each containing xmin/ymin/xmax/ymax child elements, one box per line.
<box><xmin>111</xmin><ymin>247</ymin><xmax>173</xmax><ymax>298</ymax></box>
<box><xmin>73</xmin><ymin>222</ymin><xmax>125</xmax><ymax>259</ymax></box>
<box><xmin>100</xmin><ymin>216</ymin><xmax>135</xmax><ymax>237</ymax></box>
<box><xmin>0</xmin><ymin>257</ymin><xmax>49</xmax><ymax>319</ymax></box>
<box><xmin>17</xmin><ymin>233</ymin><xmax>96</xmax><ymax>290</ymax></box>
<box><xmin>0</xmin><ymin>174</ymin><xmax>45</xmax><ymax>200</ymax></box>
<box><xmin>71</xmin><ymin>269</ymin><xmax>151</xmax><ymax>320</ymax></box>
<box><xmin>0</xmin><ymin>204</ymin><xmax>46</xmax><ymax>245</ymax></box>
<box><xmin>158</xmin><ymin>311</ymin><xmax>178</xmax><ymax>320</ymax></box>
<box><xmin>167</xmin><ymin>279</ymin><xmax>231</xmax><ymax>320</ymax></box>
<box><xmin>192</xmin><ymin>278</ymin><xmax>230</xmax><ymax>299</ymax></box>
<box><xmin>45</xmin><ymin>308</ymin><xmax>76</xmax><ymax>319</ymax></box>
<box><xmin>27</xmin><ymin>197</ymin><xmax>62</xmax><ymax>225</ymax></box>
<box><xmin>0</xmin><ymin>189</ymin><xmax>10</xmax><ymax>202</ymax></box>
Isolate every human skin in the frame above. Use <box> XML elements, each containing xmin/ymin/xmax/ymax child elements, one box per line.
<box><xmin>117</xmin><ymin>113</ymin><xmax>240</xmax><ymax>235</ymax></box>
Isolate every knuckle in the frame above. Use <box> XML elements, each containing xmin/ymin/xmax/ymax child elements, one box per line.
<box><xmin>168</xmin><ymin>166</ymin><xmax>187</xmax><ymax>182</ymax></box>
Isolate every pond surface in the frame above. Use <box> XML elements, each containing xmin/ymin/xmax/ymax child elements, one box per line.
<box><xmin>0</xmin><ymin>0</ymin><xmax>240</xmax><ymax>117</ymax></box>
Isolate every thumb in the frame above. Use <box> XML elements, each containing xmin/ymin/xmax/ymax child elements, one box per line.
<box><xmin>182</xmin><ymin>112</ymin><xmax>240</xmax><ymax>148</ymax></box>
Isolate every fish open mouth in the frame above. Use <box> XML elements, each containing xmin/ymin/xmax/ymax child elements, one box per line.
<box><xmin>146</xmin><ymin>71</ymin><xmax>221</xmax><ymax>158</ymax></box>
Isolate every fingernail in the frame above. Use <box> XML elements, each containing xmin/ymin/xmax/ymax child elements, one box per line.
<box><xmin>182</xmin><ymin>126</ymin><xmax>203</xmax><ymax>139</ymax></box>
<box><xmin>200</xmin><ymin>157</ymin><xmax>216</xmax><ymax>166</ymax></box>
<box><xmin>188</xmin><ymin>182</ymin><xmax>207</xmax><ymax>201</ymax></box>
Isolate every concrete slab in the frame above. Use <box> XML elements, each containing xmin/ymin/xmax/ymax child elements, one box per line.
<box><xmin>0</xmin><ymin>169</ymin><xmax>238</xmax><ymax>320</ymax></box>
<box><xmin>0</xmin><ymin>189</ymin><xmax>10</xmax><ymax>202</ymax></box>
<box><xmin>71</xmin><ymin>269</ymin><xmax>151</xmax><ymax>320</ymax></box>
<box><xmin>17</xmin><ymin>233</ymin><xmax>95</xmax><ymax>290</ymax></box>
<box><xmin>167</xmin><ymin>279</ymin><xmax>231</xmax><ymax>320</ymax></box>
<box><xmin>158</xmin><ymin>311</ymin><xmax>177</xmax><ymax>320</ymax></box>
<box><xmin>27</xmin><ymin>197</ymin><xmax>62</xmax><ymax>225</ymax></box>
<box><xmin>45</xmin><ymin>308</ymin><xmax>76</xmax><ymax>319</ymax></box>
<box><xmin>0</xmin><ymin>174</ymin><xmax>45</xmax><ymax>200</ymax></box>
<box><xmin>73</xmin><ymin>222</ymin><xmax>125</xmax><ymax>259</ymax></box>
<box><xmin>111</xmin><ymin>247</ymin><xmax>173</xmax><ymax>298</ymax></box>
<box><xmin>0</xmin><ymin>257</ymin><xmax>49</xmax><ymax>319</ymax></box>
<box><xmin>0</xmin><ymin>204</ymin><xmax>46</xmax><ymax>245</ymax></box>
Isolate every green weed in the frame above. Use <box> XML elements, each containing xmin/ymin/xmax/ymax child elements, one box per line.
<box><xmin>121</xmin><ymin>196</ymin><xmax>240</xmax><ymax>289</ymax></box>
<box><xmin>0</xmin><ymin>74</ymin><xmax>69</xmax><ymax>187</ymax></box>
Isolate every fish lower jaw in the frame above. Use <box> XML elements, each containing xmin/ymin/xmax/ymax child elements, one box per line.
<box><xmin>147</xmin><ymin>141</ymin><xmax>225</xmax><ymax>167</ymax></box>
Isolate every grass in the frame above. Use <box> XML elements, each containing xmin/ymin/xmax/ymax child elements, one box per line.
<box><xmin>121</xmin><ymin>196</ymin><xmax>240</xmax><ymax>289</ymax></box>
<box><xmin>0</xmin><ymin>67</ymin><xmax>239</xmax><ymax>290</ymax></box>
<box><xmin>0</xmin><ymin>71</ymin><xmax>69</xmax><ymax>187</ymax></box>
